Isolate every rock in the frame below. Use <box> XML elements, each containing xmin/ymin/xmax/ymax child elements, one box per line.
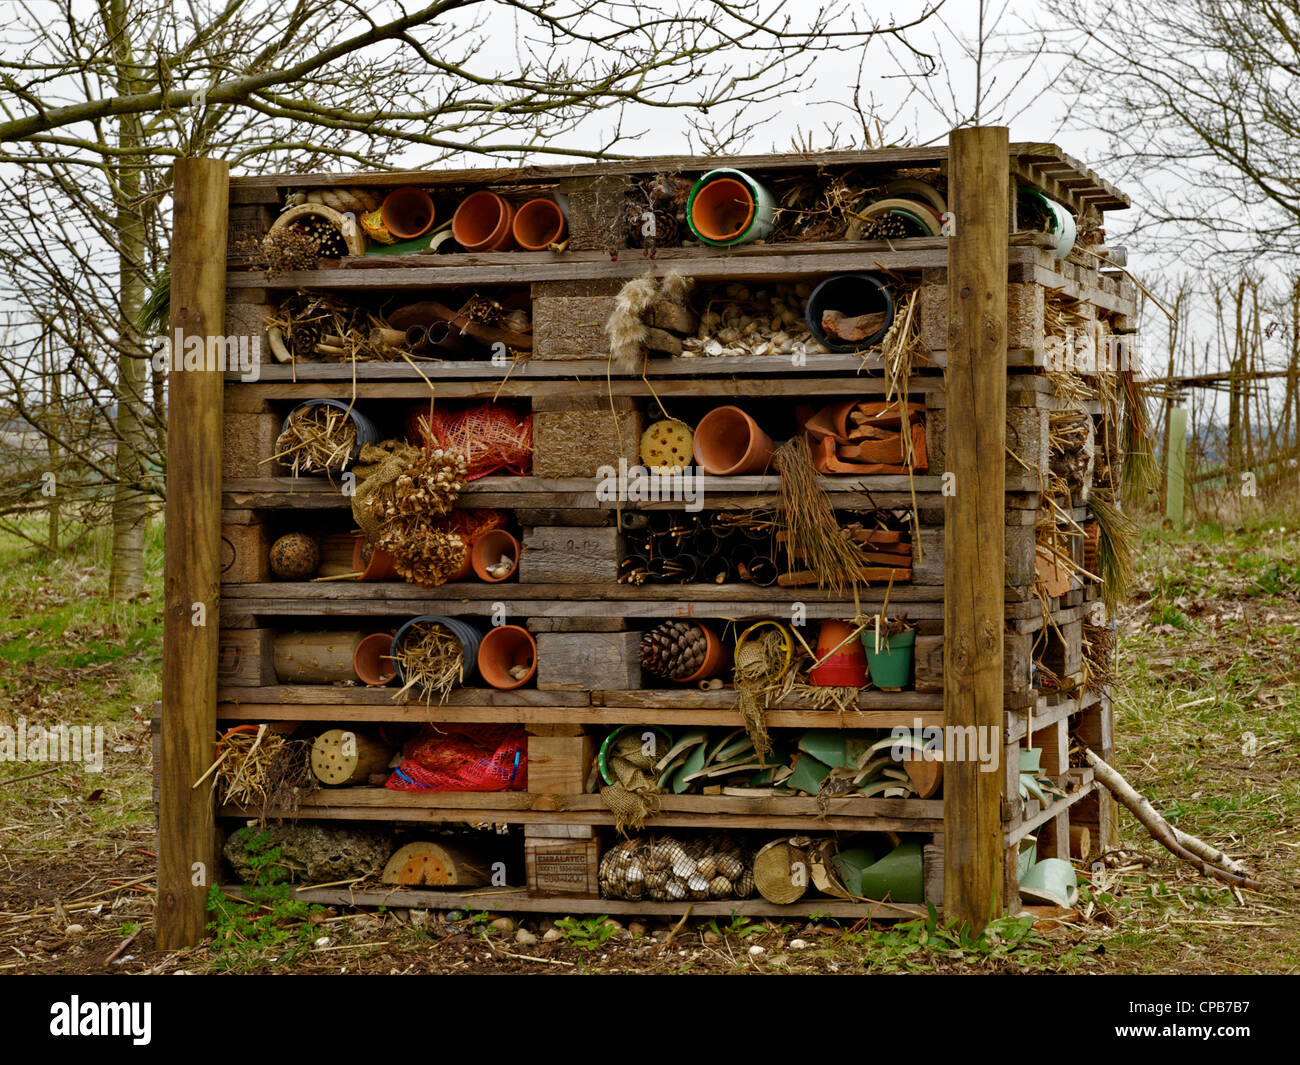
<box><xmin>789</xmin><ymin>938</ymin><xmax>810</xmax><ymax>950</ymax></box>
<box><xmin>489</xmin><ymin>916</ymin><xmax>516</xmax><ymax>933</ymax></box>
<box><xmin>353</xmin><ymin>914</ymin><xmax>385</xmax><ymax>937</ymax></box>
<box><xmin>703</xmin><ymin>931</ymin><xmax>722</xmax><ymax>944</ymax></box>
<box><xmin>445</xmin><ymin>910</ymin><xmax>465</xmax><ymax>923</ymax></box>
<box><xmin>543</xmin><ymin>928</ymin><xmax>564</xmax><ymax>942</ymax></box>
<box><xmin>64</xmin><ymin>924</ymin><xmax>85</xmax><ymax>937</ymax></box>
<box><xmin>314</xmin><ymin>935</ymin><xmax>332</xmax><ymax>948</ymax></box>
<box><xmin>628</xmin><ymin>920</ymin><xmax>648</xmax><ymax>938</ymax></box>
<box><xmin>748</xmin><ymin>944</ymin><xmax>766</xmax><ymax>956</ymax></box>
<box><xmin>224</xmin><ymin>823</ymin><xmax>389</xmax><ymax>884</ymax></box>
<box><xmin>515</xmin><ymin>929</ymin><xmax>538</xmax><ymax>946</ymax></box>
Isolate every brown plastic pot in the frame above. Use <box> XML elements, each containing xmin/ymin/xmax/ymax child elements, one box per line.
<box><xmin>692</xmin><ymin>405</ymin><xmax>776</xmax><ymax>475</ymax></box>
<box><xmin>512</xmin><ymin>198</ymin><xmax>567</xmax><ymax>250</ymax></box>
<box><xmin>353</xmin><ymin>632</ymin><xmax>398</xmax><ymax>686</ymax></box>
<box><xmin>380</xmin><ymin>187</ymin><xmax>436</xmax><ymax>240</ymax></box>
<box><xmin>476</xmin><ymin>624</ymin><xmax>537</xmax><ymax>690</ymax></box>
<box><xmin>471</xmin><ymin>529</ymin><xmax>520</xmax><ymax>582</ymax></box>
<box><xmin>352</xmin><ymin>537</ymin><xmax>398</xmax><ymax>581</ymax></box>
<box><xmin>676</xmin><ymin>622</ymin><xmax>730</xmax><ymax>684</ymax></box>
<box><xmin>689</xmin><ymin>177</ymin><xmax>756</xmax><ymax>244</ymax></box>
<box><xmin>452</xmin><ymin>191</ymin><xmax>515</xmax><ymax>252</ymax></box>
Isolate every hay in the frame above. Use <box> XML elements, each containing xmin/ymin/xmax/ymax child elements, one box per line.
<box><xmin>1082</xmin><ymin>619</ymin><xmax>1116</xmax><ymax>696</ymax></box>
<box><xmin>210</xmin><ymin>726</ymin><xmax>317</xmax><ymax>824</ymax></box>
<box><xmin>392</xmin><ymin>623</ymin><xmax>465</xmax><ymax>704</ymax></box>
<box><xmin>274</xmin><ymin>404</ymin><xmax>357</xmax><ymax>476</ymax></box>
<box><xmin>776</xmin><ymin>436</ymin><xmax>866</xmax><ymax>593</ymax></box>
<box><xmin>1090</xmin><ymin>489</ymin><xmax>1137</xmax><ymax>615</ymax></box>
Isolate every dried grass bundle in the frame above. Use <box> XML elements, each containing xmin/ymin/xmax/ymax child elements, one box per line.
<box><xmin>1082</xmin><ymin>619</ymin><xmax>1116</xmax><ymax>695</ymax></box>
<box><xmin>775</xmin><ymin>436</ymin><xmax>866</xmax><ymax>593</ymax></box>
<box><xmin>210</xmin><ymin>725</ymin><xmax>315</xmax><ymax>823</ymax></box>
<box><xmin>392</xmin><ymin>623</ymin><xmax>465</xmax><ymax>704</ymax></box>
<box><xmin>275</xmin><ymin>404</ymin><xmax>357</xmax><ymax>476</ymax></box>
<box><xmin>1090</xmin><ymin>489</ymin><xmax>1137</xmax><ymax>614</ymax></box>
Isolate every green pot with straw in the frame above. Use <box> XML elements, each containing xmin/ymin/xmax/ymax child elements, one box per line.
<box><xmin>861</xmin><ymin>629</ymin><xmax>915</xmax><ymax>690</ymax></box>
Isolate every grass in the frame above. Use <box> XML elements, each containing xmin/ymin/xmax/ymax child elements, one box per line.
<box><xmin>0</xmin><ymin>493</ymin><xmax>1296</xmax><ymax>974</ymax></box>
<box><xmin>0</xmin><ymin>517</ymin><xmax>162</xmax><ymax>852</ymax></box>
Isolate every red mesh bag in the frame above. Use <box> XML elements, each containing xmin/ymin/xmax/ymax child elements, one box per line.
<box><xmin>385</xmin><ymin>724</ymin><xmax>528</xmax><ymax>792</ymax></box>
<box><xmin>405</xmin><ymin>403</ymin><xmax>533</xmax><ymax>480</ymax></box>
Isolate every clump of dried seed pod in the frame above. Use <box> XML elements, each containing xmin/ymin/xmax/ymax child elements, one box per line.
<box><xmin>366</xmin><ymin>447</ymin><xmax>470</xmax><ymax>587</ymax></box>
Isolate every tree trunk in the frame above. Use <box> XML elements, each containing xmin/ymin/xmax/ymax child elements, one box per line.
<box><xmin>106</xmin><ymin>0</ymin><xmax>151</xmax><ymax>600</ymax></box>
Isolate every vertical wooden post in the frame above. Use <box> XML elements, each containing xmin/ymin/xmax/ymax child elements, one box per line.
<box><xmin>1165</xmin><ymin>407</ymin><xmax>1187</xmax><ymax>531</ymax></box>
<box><xmin>943</xmin><ymin>126</ymin><xmax>1008</xmax><ymax>932</ymax></box>
<box><xmin>157</xmin><ymin>158</ymin><xmax>228</xmax><ymax>949</ymax></box>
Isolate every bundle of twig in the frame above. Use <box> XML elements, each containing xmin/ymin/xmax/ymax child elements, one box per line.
<box><xmin>237</xmin><ymin>228</ymin><xmax>322</xmax><ymax>278</ymax></box>
<box><xmin>775</xmin><ymin>436</ymin><xmax>866</xmax><ymax>594</ymax></box>
<box><xmin>1082</xmin><ymin>618</ymin><xmax>1115</xmax><ymax>695</ymax></box>
<box><xmin>275</xmin><ymin>404</ymin><xmax>357</xmax><ymax>476</ymax></box>
<box><xmin>213</xmin><ymin>725</ymin><xmax>287</xmax><ymax>809</ymax></box>
<box><xmin>392</xmin><ymin>624</ymin><xmax>465</xmax><ymax>704</ymax></box>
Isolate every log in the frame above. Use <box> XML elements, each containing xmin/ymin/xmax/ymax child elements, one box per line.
<box><xmin>1068</xmin><ymin>824</ymin><xmax>1091</xmax><ymax>861</ymax></box>
<box><xmin>381</xmin><ymin>841</ymin><xmax>493</xmax><ymax>887</ymax></box>
<box><xmin>310</xmin><ymin>728</ymin><xmax>393</xmax><ymax>786</ymax></box>
<box><xmin>274</xmin><ymin>630</ymin><xmax>367</xmax><ymax>684</ymax></box>
<box><xmin>752</xmin><ymin>838</ymin><xmax>807</xmax><ymax>904</ymax></box>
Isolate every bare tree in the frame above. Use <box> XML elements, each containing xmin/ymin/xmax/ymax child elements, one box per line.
<box><xmin>0</xmin><ymin>0</ymin><xmax>943</xmax><ymax>597</ymax></box>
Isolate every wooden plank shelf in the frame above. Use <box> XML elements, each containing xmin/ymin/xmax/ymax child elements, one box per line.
<box><xmin>1005</xmin><ymin>778</ymin><xmax>1100</xmax><ymax>847</ymax></box>
<box><xmin>220</xmin><ymin>789</ymin><xmax>945</xmax><ymax>832</ymax></box>
<box><xmin>232</xmin><ymin>884</ymin><xmax>928</xmax><ymax>921</ymax></box>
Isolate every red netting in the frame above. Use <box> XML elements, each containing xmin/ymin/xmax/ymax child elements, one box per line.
<box><xmin>385</xmin><ymin>724</ymin><xmax>528</xmax><ymax>792</ymax></box>
<box><xmin>432</xmin><ymin>508</ymin><xmax>507</xmax><ymax>541</ymax></box>
<box><xmin>406</xmin><ymin>403</ymin><xmax>533</xmax><ymax>480</ymax></box>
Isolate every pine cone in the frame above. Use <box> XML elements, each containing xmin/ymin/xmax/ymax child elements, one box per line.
<box><xmin>640</xmin><ymin>621</ymin><xmax>707</xmax><ymax>680</ymax></box>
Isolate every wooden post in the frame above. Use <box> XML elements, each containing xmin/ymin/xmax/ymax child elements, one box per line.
<box><xmin>157</xmin><ymin>158</ymin><xmax>229</xmax><ymax>949</ymax></box>
<box><xmin>943</xmin><ymin>126</ymin><xmax>1008</xmax><ymax>931</ymax></box>
<box><xmin>1165</xmin><ymin>407</ymin><xmax>1187</xmax><ymax>531</ymax></box>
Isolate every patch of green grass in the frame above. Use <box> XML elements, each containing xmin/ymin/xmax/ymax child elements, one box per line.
<box><xmin>553</xmin><ymin>915</ymin><xmax>619</xmax><ymax>951</ymax></box>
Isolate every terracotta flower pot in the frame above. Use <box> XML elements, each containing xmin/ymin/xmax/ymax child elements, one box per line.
<box><xmin>676</xmin><ymin>621</ymin><xmax>730</xmax><ymax>684</ymax></box>
<box><xmin>809</xmin><ymin>619</ymin><xmax>867</xmax><ymax>688</ymax></box>
<box><xmin>380</xmin><ymin>187</ymin><xmax>436</xmax><ymax>240</ymax></box>
<box><xmin>476</xmin><ymin>624</ymin><xmax>537</xmax><ymax>690</ymax></box>
<box><xmin>686</xmin><ymin>169</ymin><xmax>776</xmax><ymax>246</ymax></box>
<box><xmin>353</xmin><ymin>632</ymin><xmax>398</xmax><ymax>686</ymax></box>
<box><xmin>471</xmin><ymin>529</ymin><xmax>520</xmax><ymax>582</ymax></box>
<box><xmin>451</xmin><ymin>190</ymin><xmax>515</xmax><ymax>252</ymax></box>
<box><xmin>352</xmin><ymin>537</ymin><xmax>398</xmax><ymax>581</ymax></box>
<box><xmin>511</xmin><ymin>198</ymin><xmax>567</xmax><ymax>250</ymax></box>
<box><xmin>692</xmin><ymin>405</ymin><xmax>776</xmax><ymax>475</ymax></box>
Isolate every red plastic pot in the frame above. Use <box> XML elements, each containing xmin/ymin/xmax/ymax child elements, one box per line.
<box><xmin>809</xmin><ymin>619</ymin><xmax>868</xmax><ymax>687</ymax></box>
<box><xmin>353</xmin><ymin>632</ymin><xmax>398</xmax><ymax>686</ymax></box>
<box><xmin>471</xmin><ymin>529</ymin><xmax>520</xmax><ymax>582</ymax></box>
<box><xmin>452</xmin><ymin>191</ymin><xmax>515</xmax><ymax>252</ymax></box>
<box><xmin>676</xmin><ymin>622</ymin><xmax>730</xmax><ymax>684</ymax></box>
<box><xmin>692</xmin><ymin>405</ymin><xmax>776</xmax><ymax>476</ymax></box>
<box><xmin>380</xmin><ymin>187</ymin><xmax>436</xmax><ymax>240</ymax></box>
<box><xmin>477</xmin><ymin>624</ymin><xmax>538</xmax><ymax>690</ymax></box>
<box><xmin>511</xmin><ymin>198</ymin><xmax>567</xmax><ymax>250</ymax></box>
<box><xmin>352</xmin><ymin>537</ymin><xmax>398</xmax><ymax>581</ymax></box>
<box><xmin>689</xmin><ymin>177</ymin><xmax>756</xmax><ymax>244</ymax></box>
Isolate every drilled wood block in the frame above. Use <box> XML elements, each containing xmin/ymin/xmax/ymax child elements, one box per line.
<box><xmin>536</xmin><ymin>631</ymin><xmax>641</xmax><ymax>691</ymax></box>
<box><xmin>521</xmin><ymin>526</ymin><xmax>620</xmax><ymax>582</ymax></box>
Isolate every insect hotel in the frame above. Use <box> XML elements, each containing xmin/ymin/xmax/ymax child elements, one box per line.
<box><xmin>157</xmin><ymin>129</ymin><xmax>1137</xmax><ymax>947</ymax></box>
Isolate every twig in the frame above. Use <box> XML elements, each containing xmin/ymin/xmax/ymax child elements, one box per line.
<box><xmin>104</xmin><ymin>930</ymin><xmax>140</xmax><ymax>965</ymax></box>
<box><xmin>0</xmin><ymin>766</ymin><xmax>62</xmax><ymax>787</ymax></box>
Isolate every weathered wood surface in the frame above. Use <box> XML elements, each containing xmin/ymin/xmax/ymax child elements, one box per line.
<box><xmin>536</xmin><ymin>631</ymin><xmax>641</xmax><ymax>691</ymax></box>
<box><xmin>159</xmin><ymin>157</ymin><xmax>228</xmax><ymax>950</ymax></box>
<box><xmin>520</xmin><ymin>527</ymin><xmax>621</xmax><ymax>582</ymax></box>
<box><xmin>943</xmin><ymin>126</ymin><xmax>1008</xmax><ymax>931</ymax></box>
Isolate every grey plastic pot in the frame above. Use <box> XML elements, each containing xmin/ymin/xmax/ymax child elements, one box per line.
<box><xmin>390</xmin><ymin>615</ymin><xmax>482</xmax><ymax>688</ymax></box>
<box><xmin>281</xmin><ymin>399</ymin><xmax>381</xmax><ymax>470</ymax></box>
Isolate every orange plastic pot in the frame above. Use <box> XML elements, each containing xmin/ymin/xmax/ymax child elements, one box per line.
<box><xmin>809</xmin><ymin>619</ymin><xmax>867</xmax><ymax>688</ymax></box>
<box><xmin>477</xmin><ymin>624</ymin><xmax>537</xmax><ymax>690</ymax></box>
<box><xmin>452</xmin><ymin>191</ymin><xmax>515</xmax><ymax>252</ymax></box>
<box><xmin>689</xmin><ymin>178</ymin><xmax>755</xmax><ymax>244</ymax></box>
<box><xmin>692</xmin><ymin>405</ymin><xmax>776</xmax><ymax>475</ymax></box>
<box><xmin>512</xmin><ymin>198</ymin><xmax>567</xmax><ymax>250</ymax></box>
<box><xmin>471</xmin><ymin>529</ymin><xmax>520</xmax><ymax>582</ymax></box>
<box><xmin>380</xmin><ymin>187</ymin><xmax>436</xmax><ymax>240</ymax></box>
<box><xmin>676</xmin><ymin>622</ymin><xmax>730</xmax><ymax>684</ymax></box>
<box><xmin>352</xmin><ymin>537</ymin><xmax>398</xmax><ymax>581</ymax></box>
<box><xmin>353</xmin><ymin>632</ymin><xmax>397</xmax><ymax>686</ymax></box>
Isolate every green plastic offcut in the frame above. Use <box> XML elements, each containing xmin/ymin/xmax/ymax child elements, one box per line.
<box><xmin>857</xmin><ymin>841</ymin><xmax>925</xmax><ymax>903</ymax></box>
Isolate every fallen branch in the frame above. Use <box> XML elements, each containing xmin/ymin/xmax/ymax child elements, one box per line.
<box><xmin>1085</xmin><ymin>749</ymin><xmax>1261</xmax><ymax>891</ymax></box>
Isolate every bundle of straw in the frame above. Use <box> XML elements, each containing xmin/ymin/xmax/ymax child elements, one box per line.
<box><xmin>775</xmin><ymin>435</ymin><xmax>866</xmax><ymax>594</ymax></box>
<box><xmin>275</xmin><ymin>404</ymin><xmax>357</xmax><ymax>476</ymax></box>
<box><xmin>391</xmin><ymin>623</ymin><xmax>465</xmax><ymax>704</ymax></box>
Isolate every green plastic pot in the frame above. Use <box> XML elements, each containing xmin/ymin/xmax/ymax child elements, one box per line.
<box><xmin>862</xmin><ymin>629</ymin><xmax>916</xmax><ymax>689</ymax></box>
<box><xmin>1019</xmin><ymin>857</ymin><xmax>1079</xmax><ymax>907</ymax></box>
<box><xmin>857</xmin><ymin>841</ymin><xmax>925</xmax><ymax>903</ymax></box>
